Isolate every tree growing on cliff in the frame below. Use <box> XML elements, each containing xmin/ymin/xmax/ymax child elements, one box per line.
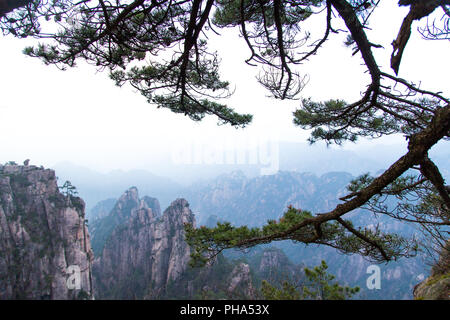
<box><xmin>59</xmin><ymin>180</ymin><xmax>78</xmax><ymax>197</ymax></box>
<box><xmin>1</xmin><ymin>1</ymin><xmax>449</xmax><ymax>265</ymax></box>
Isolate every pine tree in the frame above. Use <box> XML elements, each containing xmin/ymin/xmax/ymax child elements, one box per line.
<box><xmin>260</xmin><ymin>260</ymin><xmax>360</xmax><ymax>300</ymax></box>
<box><xmin>2</xmin><ymin>1</ymin><xmax>449</xmax><ymax>266</ymax></box>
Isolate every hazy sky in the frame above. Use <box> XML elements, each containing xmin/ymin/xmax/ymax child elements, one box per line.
<box><xmin>0</xmin><ymin>1</ymin><xmax>448</xmax><ymax>173</ymax></box>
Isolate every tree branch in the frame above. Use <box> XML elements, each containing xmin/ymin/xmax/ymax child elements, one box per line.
<box><xmin>419</xmin><ymin>155</ymin><xmax>450</xmax><ymax>208</ymax></box>
<box><xmin>335</xmin><ymin>217</ymin><xmax>389</xmax><ymax>261</ymax></box>
<box><xmin>233</xmin><ymin>103</ymin><xmax>450</xmax><ymax>255</ymax></box>
<box><xmin>0</xmin><ymin>0</ymin><xmax>32</xmax><ymax>18</ymax></box>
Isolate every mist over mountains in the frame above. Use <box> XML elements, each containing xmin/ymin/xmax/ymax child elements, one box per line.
<box><xmin>41</xmin><ymin>140</ymin><xmax>449</xmax><ymax>300</ymax></box>
<box><xmin>51</xmin><ymin>140</ymin><xmax>449</xmax><ymax>215</ymax></box>
<box><xmin>81</xmin><ymin>167</ymin><xmax>444</xmax><ymax>299</ymax></box>
<box><xmin>175</xmin><ymin>169</ymin><xmax>432</xmax><ymax>299</ymax></box>
<box><xmin>1</xmin><ymin>0</ymin><xmax>449</xmax><ymax>302</ymax></box>
<box><xmin>51</xmin><ymin>162</ymin><xmax>183</xmax><ymax>213</ymax></box>
<box><xmin>2</xmin><ymin>138</ymin><xmax>448</xmax><ymax>299</ymax></box>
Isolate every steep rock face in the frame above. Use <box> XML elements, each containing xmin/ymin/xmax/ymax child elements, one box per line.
<box><xmin>142</xmin><ymin>196</ymin><xmax>161</xmax><ymax>217</ymax></box>
<box><xmin>259</xmin><ymin>248</ymin><xmax>293</xmax><ymax>273</ymax></box>
<box><xmin>225</xmin><ymin>246</ymin><xmax>306</xmax><ymax>294</ymax></box>
<box><xmin>92</xmin><ymin>191</ymin><xmax>194</xmax><ymax>299</ymax></box>
<box><xmin>227</xmin><ymin>263</ymin><xmax>256</xmax><ymax>299</ymax></box>
<box><xmin>0</xmin><ymin>164</ymin><xmax>93</xmax><ymax>299</ymax></box>
<box><xmin>257</xmin><ymin>247</ymin><xmax>303</xmax><ymax>281</ymax></box>
<box><xmin>88</xmin><ymin>198</ymin><xmax>116</xmax><ymax>222</ymax></box>
<box><xmin>90</xmin><ymin>187</ymin><xmax>161</xmax><ymax>255</ymax></box>
<box><xmin>92</xmin><ymin>191</ymin><xmax>260</xmax><ymax>299</ymax></box>
<box><xmin>163</xmin><ymin>199</ymin><xmax>193</xmax><ymax>285</ymax></box>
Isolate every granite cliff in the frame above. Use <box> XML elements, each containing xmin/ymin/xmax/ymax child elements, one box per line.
<box><xmin>0</xmin><ymin>164</ymin><xmax>93</xmax><ymax>299</ymax></box>
<box><xmin>91</xmin><ymin>188</ymin><xmax>280</xmax><ymax>299</ymax></box>
<box><xmin>92</xmin><ymin>189</ymin><xmax>194</xmax><ymax>299</ymax></box>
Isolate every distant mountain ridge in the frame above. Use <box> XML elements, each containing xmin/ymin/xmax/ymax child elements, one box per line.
<box><xmin>51</xmin><ymin>162</ymin><xmax>182</xmax><ymax>214</ymax></box>
<box><xmin>92</xmin><ymin>192</ymin><xmax>195</xmax><ymax>299</ymax></box>
<box><xmin>88</xmin><ymin>170</ymin><xmax>431</xmax><ymax>299</ymax></box>
<box><xmin>175</xmin><ymin>169</ymin><xmax>431</xmax><ymax>299</ymax></box>
<box><xmin>58</xmin><ymin>160</ymin><xmax>449</xmax><ymax>300</ymax></box>
<box><xmin>89</xmin><ymin>187</ymin><xmax>161</xmax><ymax>255</ymax></box>
<box><xmin>1</xmin><ymin>162</ymin><xmax>445</xmax><ymax>300</ymax></box>
<box><xmin>181</xmin><ymin>170</ymin><xmax>353</xmax><ymax>226</ymax></box>
<box><xmin>51</xmin><ymin>139</ymin><xmax>449</xmax><ymax>215</ymax></box>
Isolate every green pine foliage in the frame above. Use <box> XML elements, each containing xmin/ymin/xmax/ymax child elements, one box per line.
<box><xmin>301</xmin><ymin>260</ymin><xmax>360</xmax><ymax>300</ymax></box>
<box><xmin>2</xmin><ymin>0</ymin><xmax>449</xmax><ymax>290</ymax></box>
<box><xmin>260</xmin><ymin>280</ymin><xmax>302</xmax><ymax>300</ymax></box>
<box><xmin>261</xmin><ymin>260</ymin><xmax>360</xmax><ymax>300</ymax></box>
<box><xmin>185</xmin><ymin>205</ymin><xmax>417</xmax><ymax>267</ymax></box>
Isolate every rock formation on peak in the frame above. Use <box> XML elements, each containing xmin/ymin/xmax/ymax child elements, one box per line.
<box><xmin>227</xmin><ymin>263</ymin><xmax>256</xmax><ymax>299</ymax></box>
<box><xmin>89</xmin><ymin>186</ymin><xmax>161</xmax><ymax>255</ymax></box>
<box><xmin>0</xmin><ymin>164</ymin><xmax>94</xmax><ymax>299</ymax></box>
<box><xmin>91</xmin><ymin>190</ymin><xmax>266</xmax><ymax>300</ymax></box>
<box><xmin>92</xmin><ymin>193</ymin><xmax>194</xmax><ymax>299</ymax></box>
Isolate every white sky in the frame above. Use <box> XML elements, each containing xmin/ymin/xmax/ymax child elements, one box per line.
<box><xmin>0</xmin><ymin>1</ymin><xmax>448</xmax><ymax>173</ymax></box>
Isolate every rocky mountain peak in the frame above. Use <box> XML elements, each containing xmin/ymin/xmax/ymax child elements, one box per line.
<box><xmin>92</xmin><ymin>193</ymin><xmax>195</xmax><ymax>299</ymax></box>
<box><xmin>90</xmin><ymin>187</ymin><xmax>162</xmax><ymax>255</ymax></box>
<box><xmin>259</xmin><ymin>248</ymin><xmax>291</xmax><ymax>273</ymax></box>
<box><xmin>0</xmin><ymin>164</ymin><xmax>94</xmax><ymax>299</ymax></box>
<box><xmin>114</xmin><ymin>186</ymin><xmax>140</xmax><ymax>214</ymax></box>
<box><xmin>163</xmin><ymin>198</ymin><xmax>194</xmax><ymax>224</ymax></box>
<box><xmin>227</xmin><ymin>263</ymin><xmax>256</xmax><ymax>299</ymax></box>
<box><xmin>142</xmin><ymin>196</ymin><xmax>161</xmax><ymax>217</ymax></box>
